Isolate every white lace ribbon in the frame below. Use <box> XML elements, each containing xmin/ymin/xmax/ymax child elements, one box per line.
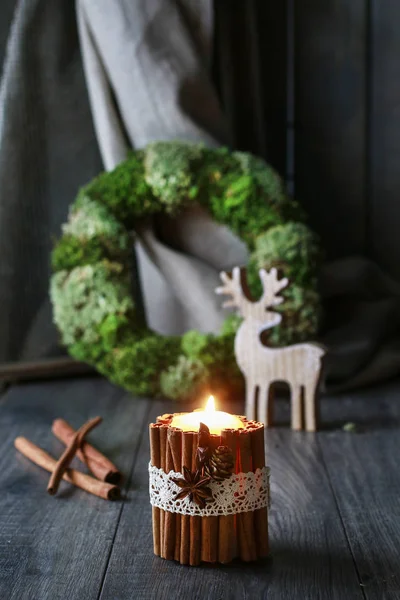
<box><xmin>149</xmin><ymin>463</ymin><xmax>270</xmax><ymax>517</ymax></box>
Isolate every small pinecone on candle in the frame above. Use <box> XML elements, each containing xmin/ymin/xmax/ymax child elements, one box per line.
<box><xmin>205</xmin><ymin>446</ymin><xmax>234</xmax><ymax>481</ymax></box>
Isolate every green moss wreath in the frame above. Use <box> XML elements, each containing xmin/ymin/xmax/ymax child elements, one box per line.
<box><xmin>50</xmin><ymin>141</ymin><xmax>321</xmax><ymax>401</ymax></box>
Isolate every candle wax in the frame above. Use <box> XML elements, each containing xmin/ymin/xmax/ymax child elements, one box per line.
<box><xmin>170</xmin><ymin>396</ymin><xmax>244</xmax><ymax>435</ymax></box>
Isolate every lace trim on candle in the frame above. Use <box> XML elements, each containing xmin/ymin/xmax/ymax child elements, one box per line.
<box><xmin>148</xmin><ymin>463</ymin><xmax>270</xmax><ymax>517</ymax></box>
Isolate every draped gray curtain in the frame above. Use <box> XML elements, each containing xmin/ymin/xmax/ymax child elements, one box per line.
<box><xmin>1</xmin><ymin>0</ymin><xmax>400</xmax><ymax>393</ymax></box>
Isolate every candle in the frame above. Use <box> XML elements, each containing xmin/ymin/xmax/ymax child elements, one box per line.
<box><xmin>149</xmin><ymin>406</ymin><xmax>269</xmax><ymax>566</ymax></box>
<box><xmin>170</xmin><ymin>396</ymin><xmax>245</xmax><ymax>435</ymax></box>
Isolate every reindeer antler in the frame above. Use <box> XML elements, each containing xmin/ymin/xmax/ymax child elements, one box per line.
<box><xmin>215</xmin><ymin>267</ymin><xmax>243</xmax><ymax>309</ymax></box>
<box><xmin>259</xmin><ymin>268</ymin><xmax>288</xmax><ymax>306</ymax></box>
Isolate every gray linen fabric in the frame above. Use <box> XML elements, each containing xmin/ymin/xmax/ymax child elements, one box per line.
<box><xmin>0</xmin><ymin>0</ymin><xmax>103</xmax><ymax>361</ymax></box>
<box><xmin>77</xmin><ymin>0</ymin><xmax>234</xmax><ymax>336</ymax></box>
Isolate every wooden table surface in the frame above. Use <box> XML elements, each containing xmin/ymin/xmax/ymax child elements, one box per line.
<box><xmin>0</xmin><ymin>376</ymin><xmax>398</xmax><ymax>600</ymax></box>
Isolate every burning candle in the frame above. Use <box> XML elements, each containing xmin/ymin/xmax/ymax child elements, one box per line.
<box><xmin>149</xmin><ymin>397</ymin><xmax>269</xmax><ymax>566</ymax></box>
<box><xmin>170</xmin><ymin>396</ymin><xmax>245</xmax><ymax>435</ymax></box>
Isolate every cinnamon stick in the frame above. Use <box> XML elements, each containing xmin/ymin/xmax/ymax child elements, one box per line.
<box><xmin>149</xmin><ymin>423</ymin><xmax>162</xmax><ymax>556</ymax></box>
<box><xmin>190</xmin><ymin>432</ymin><xmax>201</xmax><ymax>566</ymax></box>
<box><xmin>159</xmin><ymin>424</ymin><xmax>168</xmax><ymax>558</ymax></box>
<box><xmin>180</xmin><ymin>431</ymin><xmax>193</xmax><ymax>565</ymax></box>
<box><xmin>15</xmin><ymin>437</ymin><xmax>120</xmax><ymax>500</ymax></box>
<box><xmin>52</xmin><ymin>418</ymin><xmax>121</xmax><ymax>484</ymax></box>
<box><xmin>250</xmin><ymin>423</ymin><xmax>269</xmax><ymax>558</ymax></box>
<box><xmin>47</xmin><ymin>416</ymin><xmax>102</xmax><ymax>495</ymax></box>
<box><xmin>157</xmin><ymin>414</ymin><xmax>174</xmax><ymax>424</ymax></box>
<box><xmin>218</xmin><ymin>429</ymin><xmax>239</xmax><ymax>563</ymax></box>
<box><xmin>237</xmin><ymin>428</ymin><xmax>257</xmax><ymax>561</ymax></box>
<box><xmin>163</xmin><ymin>436</ymin><xmax>176</xmax><ymax>560</ymax></box>
<box><xmin>201</xmin><ymin>433</ymin><xmax>220</xmax><ymax>563</ymax></box>
<box><xmin>167</xmin><ymin>427</ymin><xmax>182</xmax><ymax>562</ymax></box>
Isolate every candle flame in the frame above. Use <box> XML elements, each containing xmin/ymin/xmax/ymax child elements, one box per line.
<box><xmin>205</xmin><ymin>395</ymin><xmax>215</xmax><ymax>413</ymax></box>
<box><xmin>170</xmin><ymin>393</ymin><xmax>244</xmax><ymax>434</ymax></box>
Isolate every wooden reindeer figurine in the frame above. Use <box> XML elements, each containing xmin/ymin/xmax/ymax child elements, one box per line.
<box><xmin>216</xmin><ymin>267</ymin><xmax>325</xmax><ymax>432</ymax></box>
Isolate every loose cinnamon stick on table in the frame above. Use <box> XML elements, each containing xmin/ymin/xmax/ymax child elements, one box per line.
<box><xmin>218</xmin><ymin>429</ymin><xmax>238</xmax><ymax>563</ymax></box>
<box><xmin>52</xmin><ymin>418</ymin><xmax>121</xmax><ymax>484</ymax></box>
<box><xmin>149</xmin><ymin>423</ymin><xmax>162</xmax><ymax>556</ymax></box>
<box><xmin>180</xmin><ymin>431</ymin><xmax>193</xmax><ymax>565</ymax></box>
<box><xmin>15</xmin><ymin>437</ymin><xmax>120</xmax><ymax>500</ymax></box>
<box><xmin>47</xmin><ymin>416</ymin><xmax>102</xmax><ymax>495</ymax></box>
<box><xmin>237</xmin><ymin>428</ymin><xmax>258</xmax><ymax>561</ymax></box>
<box><xmin>250</xmin><ymin>423</ymin><xmax>269</xmax><ymax>558</ymax></box>
<box><xmin>190</xmin><ymin>432</ymin><xmax>202</xmax><ymax>566</ymax></box>
<box><xmin>201</xmin><ymin>433</ymin><xmax>220</xmax><ymax>563</ymax></box>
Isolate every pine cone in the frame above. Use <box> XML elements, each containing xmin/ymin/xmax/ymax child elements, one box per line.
<box><xmin>205</xmin><ymin>445</ymin><xmax>234</xmax><ymax>481</ymax></box>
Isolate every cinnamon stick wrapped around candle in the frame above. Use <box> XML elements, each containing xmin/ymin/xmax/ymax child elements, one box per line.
<box><xmin>158</xmin><ymin>424</ymin><xmax>168</xmax><ymax>558</ymax></box>
<box><xmin>237</xmin><ymin>428</ymin><xmax>257</xmax><ymax>561</ymax></box>
<box><xmin>180</xmin><ymin>431</ymin><xmax>193</xmax><ymax>565</ymax></box>
<box><xmin>15</xmin><ymin>437</ymin><xmax>120</xmax><ymax>500</ymax></box>
<box><xmin>163</xmin><ymin>433</ymin><xmax>176</xmax><ymax>560</ymax></box>
<box><xmin>52</xmin><ymin>419</ymin><xmax>121</xmax><ymax>484</ymax></box>
<box><xmin>189</xmin><ymin>431</ymin><xmax>202</xmax><ymax>566</ymax></box>
<box><xmin>149</xmin><ymin>423</ymin><xmax>162</xmax><ymax>556</ymax></box>
<box><xmin>167</xmin><ymin>427</ymin><xmax>182</xmax><ymax>562</ymax></box>
<box><xmin>250</xmin><ymin>422</ymin><xmax>269</xmax><ymax>557</ymax></box>
<box><xmin>201</xmin><ymin>433</ymin><xmax>220</xmax><ymax>563</ymax></box>
<box><xmin>218</xmin><ymin>428</ymin><xmax>238</xmax><ymax>563</ymax></box>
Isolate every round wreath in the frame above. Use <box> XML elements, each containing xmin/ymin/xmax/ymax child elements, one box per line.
<box><xmin>50</xmin><ymin>141</ymin><xmax>321</xmax><ymax>401</ymax></box>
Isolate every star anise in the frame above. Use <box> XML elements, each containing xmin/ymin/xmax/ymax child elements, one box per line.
<box><xmin>172</xmin><ymin>466</ymin><xmax>213</xmax><ymax>509</ymax></box>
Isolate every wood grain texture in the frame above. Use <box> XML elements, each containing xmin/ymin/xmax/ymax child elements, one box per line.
<box><xmin>294</xmin><ymin>0</ymin><xmax>367</xmax><ymax>260</ymax></box>
<box><xmin>0</xmin><ymin>378</ymin><xmax>150</xmax><ymax>600</ymax></box>
<box><xmin>318</xmin><ymin>381</ymin><xmax>400</xmax><ymax>599</ymax></box>
<box><xmin>369</xmin><ymin>0</ymin><xmax>400</xmax><ymax>280</ymax></box>
<box><xmin>213</xmin><ymin>0</ymin><xmax>289</xmax><ymax>169</ymax></box>
<box><xmin>98</xmin><ymin>398</ymin><xmax>362</xmax><ymax>600</ymax></box>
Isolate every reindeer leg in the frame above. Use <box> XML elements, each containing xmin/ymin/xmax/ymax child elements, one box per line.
<box><xmin>258</xmin><ymin>385</ymin><xmax>271</xmax><ymax>427</ymax></box>
<box><xmin>267</xmin><ymin>384</ymin><xmax>274</xmax><ymax>427</ymax></box>
<box><xmin>291</xmin><ymin>385</ymin><xmax>303</xmax><ymax>431</ymax></box>
<box><xmin>305</xmin><ymin>379</ymin><xmax>318</xmax><ymax>432</ymax></box>
<box><xmin>245</xmin><ymin>381</ymin><xmax>257</xmax><ymax>420</ymax></box>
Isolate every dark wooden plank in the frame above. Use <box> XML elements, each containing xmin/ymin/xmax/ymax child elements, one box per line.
<box><xmin>369</xmin><ymin>1</ymin><xmax>400</xmax><ymax>281</ymax></box>
<box><xmin>318</xmin><ymin>380</ymin><xmax>400</xmax><ymax>599</ymax></box>
<box><xmin>294</xmin><ymin>1</ymin><xmax>367</xmax><ymax>259</ymax></box>
<box><xmin>213</xmin><ymin>0</ymin><xmax>288</xmax><ymax>172</ymax></box>
<box><xmin>0</xmin><ymin>378</ymin><xmax>150</xmax><ymax>600</ymax></box>
<box><xmin>99</xmin><ymin>398</ymin><xmax>362</xmax><ymax>600</ymax></box>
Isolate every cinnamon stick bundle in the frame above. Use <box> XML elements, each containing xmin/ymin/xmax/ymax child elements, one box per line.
<box><xmin>149</xmin><ymin>413</ymin><xmax>269</xmax><ymax>565</ymax></box>
<box><xmin>52</xmin><ymin>419</ymin><xmax>121</xmax><ymax>484</ymax></box>
<box><xmin>47</xmin><ymin>416</ymin><xmax>102</xmax><ymax>495</ymax></box>
<box><xmin>15</xmin><ymin>437</ymin><xmax>120</xmax><ymax>500</ymax></box>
